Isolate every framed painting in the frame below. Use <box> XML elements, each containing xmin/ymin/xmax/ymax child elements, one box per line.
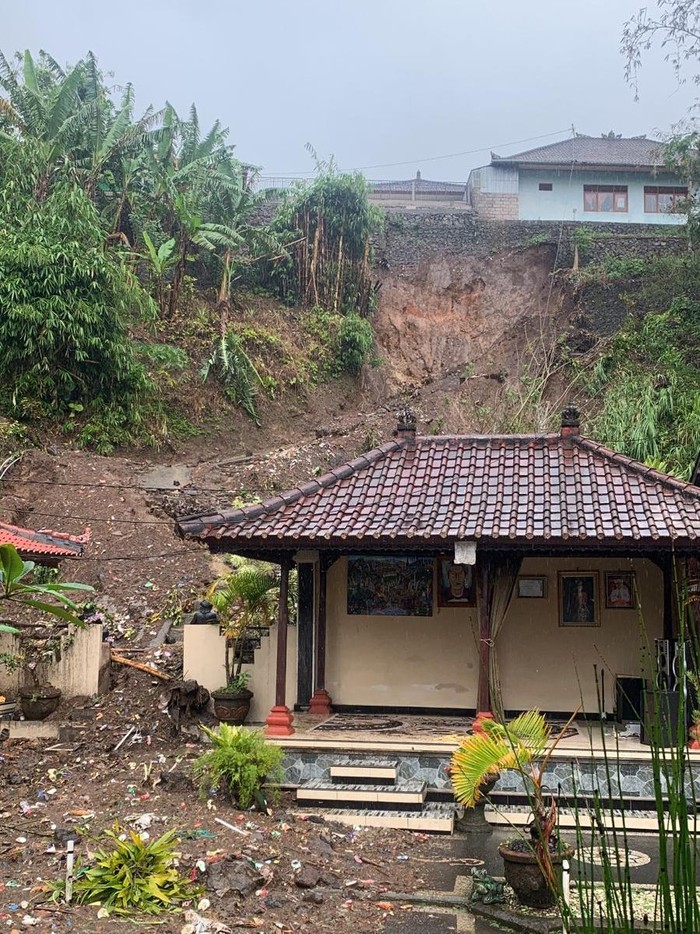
<box><xmin>347</xmin><ymin>555</ymin><xmax>433</xmax><ymax>617</ymax></box>
<box><xmin>438</xmin><ymin>558</ymin><xmax>476</xmax><ymax>607</ymax></box>
<box><xmin>517</xmin><ymin>576</ymin><xmax>547</xmax><ymax>599</ymax></box>
<box><xmin>605</xmin><ymin>571</ymin><xmax>636</xmax><ymax>609</ymax></box>
<box><xmin>559</xmin><ymin>572</ymin><xmax>599</xmax><ymax>627</ymax></box>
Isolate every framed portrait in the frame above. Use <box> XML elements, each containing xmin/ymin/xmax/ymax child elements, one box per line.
<box><xmin>559</xmin><ymin>572</ymin><xmax>599</xmax><ymax>627</ymax></box>
<box><xmin>438</xmin><ymin>558</ymin><xmax>476</xmax><ymax>607</ymax></box>
<box><xmin>347</xmin><ymin>555</ymin><xmax>433</xmax><ymax>617</ymax></box>
<box><xmin>517</xmin><ymin>576</ymin><xmax>547</xmax><ymax>599</ymax></box>
<box><xmin>605</xmin><ymin>571</ymin><xmax>636</xmax><ymax>609</ymax></box>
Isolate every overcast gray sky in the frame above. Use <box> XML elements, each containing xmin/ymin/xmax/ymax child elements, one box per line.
<box><xmin>4</xmin><ymin>0</ymin><xmax>697</xmax><ymax>181</ymax></box>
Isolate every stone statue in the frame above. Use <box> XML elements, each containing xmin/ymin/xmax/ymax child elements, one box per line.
<box><xmin>190</xmin><ymin>600</ymin><xmax>218</xmax><ymax>625</ymax></box>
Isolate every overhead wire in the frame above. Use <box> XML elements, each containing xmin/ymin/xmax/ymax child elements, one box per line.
<box><xmin>263</xmin><ymin>127</ymin><xmax>572</xmax><ymax>177</ymax></box>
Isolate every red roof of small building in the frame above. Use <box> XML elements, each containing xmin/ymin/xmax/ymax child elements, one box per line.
<box><xmin>0</xmin><ymin>522</ymin><xmax>89</xmax><ymax>559</ymax></box>
<box><xmin>177</xmin><ymin>423</ymin><xmax>700</xmax><ymax>551</ymax></box>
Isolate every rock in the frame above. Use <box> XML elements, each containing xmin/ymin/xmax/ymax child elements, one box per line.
<box><xmin>53</xmin><ymin>827</ymin><xmax>80</xmax><ymax>845</ymax></box>
<box><xmin>295</xmin><ymin>865</ymin><xmax>321</xmax><ymax>889</ymax></box>
<box><xmin>264</xmin><ymin>895</ymin><xmax>288</xmax><ymax>909</ymax></box>
<box><xmin>206</xmin><ymin>857</ymin><xmax>264</xmax><ymax>899</ymax></box>
<box><xmin>302</xmin><ymin>891</ymin><xmax>324</xmax><ymax>905</ymax></box>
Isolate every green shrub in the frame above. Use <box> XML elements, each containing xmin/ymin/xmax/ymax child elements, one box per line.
<box><xmin>336</xmin><ymin>313</ymin><xmax>373</xmax><ymax>375</ymax></box>
<box><xmin>194</xmin><ymin>722</ymin><xmax>284</xmax><ymax>808</ymax></box>
<box><xmin>201</xmin><ymin>330</ymin><xmax>265</xmax><ymax>425</ymax></box>
<box><xmin>59</xmin><ymin>824</ymin><xmax>196</xmax><ymax>916</ymax></box>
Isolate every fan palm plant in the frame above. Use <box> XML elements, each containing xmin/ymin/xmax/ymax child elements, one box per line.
<box><xmin>451</xmin><ymin>710</ymin><xmax>576</xmax><ymax>886</ymax></box>
<box><xmin>207</xmin><ymin>562</ymin><xmax>280</xmax><ymax>693</ymax></box>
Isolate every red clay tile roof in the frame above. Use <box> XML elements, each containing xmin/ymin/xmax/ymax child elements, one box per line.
<box><xmin>0</xmin><ymin>522</ymin><xmax>89</xmax><ymax>559</ymax></box>
<box><xmin>177</xmin><ymin>433</ymin><xmax>700</xmax><ymax>550</ymax></box>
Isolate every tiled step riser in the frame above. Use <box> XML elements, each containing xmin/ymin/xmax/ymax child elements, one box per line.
<box><xmin>297</xmin><ymin>779</ymin><xmax>426</xmax><ymax>806</ymax></box>
<box><xmin>311</xmin><ymin>806</ymin><xmax>454</xmax><ymax>833</ymax></box>
<box><xmin>331</xmin><ymin>775</ymin><xmax>396</xmax><ymax>785</ymax></box>
<box><xmin>330</xmin><ymin>766</ymin><xmax>398</xmax><ymax>782</ymax></box>
<box><xmin>298</xmin><ymin>797</ymin><xmax>425</xmax><ymax>813</ymax></box>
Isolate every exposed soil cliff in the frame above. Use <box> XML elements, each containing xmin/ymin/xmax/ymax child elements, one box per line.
<box><xmin>374</xmin><ymin>244</ymin><xmax>568</xmax><ymax>391</ymax></box>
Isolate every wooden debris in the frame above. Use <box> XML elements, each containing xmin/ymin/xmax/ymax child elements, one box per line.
<box><xmin>111</xmin><ymin>653</ymin><xmax>173</xmax><ymax>681</ymax></box>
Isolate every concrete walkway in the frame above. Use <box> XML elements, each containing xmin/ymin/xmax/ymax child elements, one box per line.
<box><xmin>381</xmin><ymin>824</ymin><xmax>696</xmax><ymax>932</ymax></box>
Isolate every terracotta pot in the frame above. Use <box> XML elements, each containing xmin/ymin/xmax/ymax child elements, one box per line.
<box><xmin>211</xmin><ymin>688</ymin><xmax>253</xmax><ymax>725</ymax></box>
<box><xmin>498</xmin><ymin>842</ymin><xmax>574</xmax><ymax>909</ymax></box>
<box><xmin>19</xmin><ymin>686</ymin><xmax>62</xmax><ymax>721</ymax></box>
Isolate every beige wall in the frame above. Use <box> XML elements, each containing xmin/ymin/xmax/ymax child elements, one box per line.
<box><xmin>326</xmin><ymin>555</ymin><xmax>663</xmax><ymax>714</ymax></box>
<box><xmin>0</xmin><ymin>624</ymin><xmax>109</xmax><ymax>698</ymax></box>
<box><xmin>497</xmin><ymin>557</ymin><xmax>662</xmax><ymax>714</ymax></box>
<box><xmin>183</xmin><ymin>623</ymin><xmax>297</xmax><ymax>724</ymax></box>
<box><xmin>326</xmin><ymin>558</ymin><xmax>479</xmax><ymax>708</ymax></box>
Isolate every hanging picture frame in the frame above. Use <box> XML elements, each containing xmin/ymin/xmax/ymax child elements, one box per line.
<box><xmin>347</xmin><ymin>555</ymin><xmax>433</xmax><ymax>616</ymax></box>
<box><xmin>605</xmin><ymin>571</ymin><xmax>636</xmax><ymax>609</ymax></box>
<box><xmin>559</xmin><ymin>572</ymin><xmax>599</xmax><ymax>627</ymax></box>
<box><xmin>437</xmin><ymin>557</ymin><xmax>476</xmax><ymax>607</ymax></box>
<box><xmin>517</xmin><ymin>576</ymin><xmax>547</xmax><ymax>599</ymax></box>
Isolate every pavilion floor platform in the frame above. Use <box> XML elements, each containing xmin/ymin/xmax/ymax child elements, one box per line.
<box><xmin>260</xmin><ymin>712</ymin><xmax>700</xmax><ymax>803</ymax></box>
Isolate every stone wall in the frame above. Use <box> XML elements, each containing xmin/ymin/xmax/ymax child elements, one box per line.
<box><xmin>376</xmin><ymin>212</ymin><xmax>687</xmax><ymax>273</ymax></box>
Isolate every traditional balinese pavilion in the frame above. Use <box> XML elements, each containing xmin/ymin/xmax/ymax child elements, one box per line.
<box><xmin>177</xmin><ymin>406</ymin><xmax>700</xmax><ymax>737</ymax></box>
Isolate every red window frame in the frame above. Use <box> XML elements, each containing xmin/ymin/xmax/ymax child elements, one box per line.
<box><xmin>644</xmin><ymin>186</ymin><xmax>688</xmax><ymax>213</ymax></box>
<box><xmin>583</xmin><ymin>185</ymin><xmax>628</xmax><ymax>213</ymax></box>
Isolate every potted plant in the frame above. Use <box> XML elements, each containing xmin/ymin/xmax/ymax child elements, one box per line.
<box><xmin>0</xmin><ymin>545</ymin><xmax>93</xmax><ymax>720</ymax></box>
<box><xmin>207</xmin><ymin>562</ymin><xmax>281</xmax><ymax>725</ymax></box>
<box><xmin>687</xmin><ymin>671</ymin><xmax>700</xmax><ymax>749</ymax></box>
<box><xmin>450</xmin><ymin>709</ymin><xmax>575</xmax><ymax>909</ymax></box>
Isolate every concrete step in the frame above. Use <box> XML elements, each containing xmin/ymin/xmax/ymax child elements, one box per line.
<box><xmin>297</xmin><ymin>779</ymin><xmax>426</xmax><ymax>806</ymax></box>
<box><xmin>329</xmin><ymin>757</ymin><xmax>399</xmax><ymax>783</ymax></box>
<box><xmin>298</xmin><ymin>802</ymin><xmax>454</xmax><ymax>833</ymax></box>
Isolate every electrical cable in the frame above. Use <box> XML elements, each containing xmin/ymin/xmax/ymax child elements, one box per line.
<box><xmin>262</xmin><ymin>128</ymin><xmax>572</xmax><ymax>177</ymax></box>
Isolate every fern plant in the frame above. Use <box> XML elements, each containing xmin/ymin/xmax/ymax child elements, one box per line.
<box><xmin>59</xmin><ymin>824</ymin><xmax>196</xmax><ymax>916</ymax></box>
<box><xmin>193</xmin><ymin>722</ymin><xmax>284</xmax><ymax>808</ymax></box>
<box><xmin>200</xmin><ymin>330</ymin><xmax>264</xmax><ymax>424</ymax></box>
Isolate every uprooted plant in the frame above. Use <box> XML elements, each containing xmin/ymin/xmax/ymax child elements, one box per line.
<box><xmin>193</xmin><ymin>721</ymin><xmax>284</xmax><ymax>809</ymax></box>
<box><xmin>52</xmin><ymin>823</ymin><xmax>197</xmax><ymax>915</ymax></box>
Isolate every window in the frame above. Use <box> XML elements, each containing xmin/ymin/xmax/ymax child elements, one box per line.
<box><xmin>583</xmin><ymin>185</ymin><xmax>628</xmax><ymax>213</ymax></box>
<box><xmin>644</xmin><ymin>186</ymin><xmax>688</xmax><ymax>213</ymax></box>
<box><xmin>539</xmin><ymin>182</ymin><xmax>553</xmax><ymax>191</ymax></box>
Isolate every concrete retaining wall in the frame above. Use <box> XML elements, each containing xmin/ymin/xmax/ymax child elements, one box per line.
<box><xmin>0</xmin><ymin>623</ymin><xmax>109</xmax><ymax>698</ymax></box>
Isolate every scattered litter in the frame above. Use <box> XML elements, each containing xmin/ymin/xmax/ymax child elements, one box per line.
<box><xmin>214</xmin><ymin>816</ymin><xmax>249</xmax><ymax>836</ymax></box>
<box><xmin>181</xmin><ymin>911</ymin><xmax>233</xmax><ymax>934</ymax></box>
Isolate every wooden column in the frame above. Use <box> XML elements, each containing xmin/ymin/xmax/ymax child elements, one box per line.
<box><xmin>475</xmin><ymin>561</ymin><xmax>493</xmax><ymax>725</ymax></box>
<box><xmin>265</xmin><ymin>558</ymin><xmax>295</xmax><ymax>736</ymax></box>
<box><xmin>309</xmin><ymin>558</ymin><xmax>333</xmax><ymax>715</ymax></box>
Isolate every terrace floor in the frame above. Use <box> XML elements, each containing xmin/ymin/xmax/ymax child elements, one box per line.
<box><xmin>263</xmin><ymin>711</ymin><xmax>671</xmax><ymax>760</ymax></box>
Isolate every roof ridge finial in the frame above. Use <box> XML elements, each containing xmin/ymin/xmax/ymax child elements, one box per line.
<box><xmin>395</xmin><ymin>406</ymin><xmax>417</xmax><ymax>444</ymax></box>
<box><xmin>561</xmin><ymin>403</ymin><xmax>581</xmax><ymax>437</ymax></box>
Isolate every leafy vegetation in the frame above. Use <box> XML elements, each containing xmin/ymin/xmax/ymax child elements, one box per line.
<box><xmin>207</xmin><ymin>561</ymin><xmax>282</xmax><ymax>689</ymax></box>
<box><xmin>584</xmin><ymin>294</ymin><xmax>700</xmax><ymax>477</ymax></box>
<box><xmin>58</xmin><ymin>824</ymin><xmax>196</xmax><ymax>916</ymax></box>
<box><xmin>194</xmin><ymin>722</ymin><xmax>284</xmax><ymax>808</ymax></box>
<box><xmin>0</xmin><ymin>143</ymin><xmax>151</xmax><ymax>436</ymax></box>
<box><xmin>266</xmin><ymin>159</ymin><xmax>381</xmax><ymax>318</ymax></box>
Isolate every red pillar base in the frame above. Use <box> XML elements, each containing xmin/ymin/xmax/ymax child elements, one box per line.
<box><xmin>472</xmin><ymin>710</ymin><xmax>495</xmax><ymax>734</ymax></box>
<box><xmin>308</xmin><ymin>689</ymin><xmax>333</xmax><ymax>716</ymax></box>
<box><xmin>265</xmin><ymin>705</ymin><xmax>295</xmax><ymax>736</ymax></box>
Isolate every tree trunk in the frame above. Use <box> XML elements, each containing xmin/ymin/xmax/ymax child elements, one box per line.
<box><xmin>168</xmin><ymin>236</ymin><xmax>189</xmax><ymax>318</ymax></box>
